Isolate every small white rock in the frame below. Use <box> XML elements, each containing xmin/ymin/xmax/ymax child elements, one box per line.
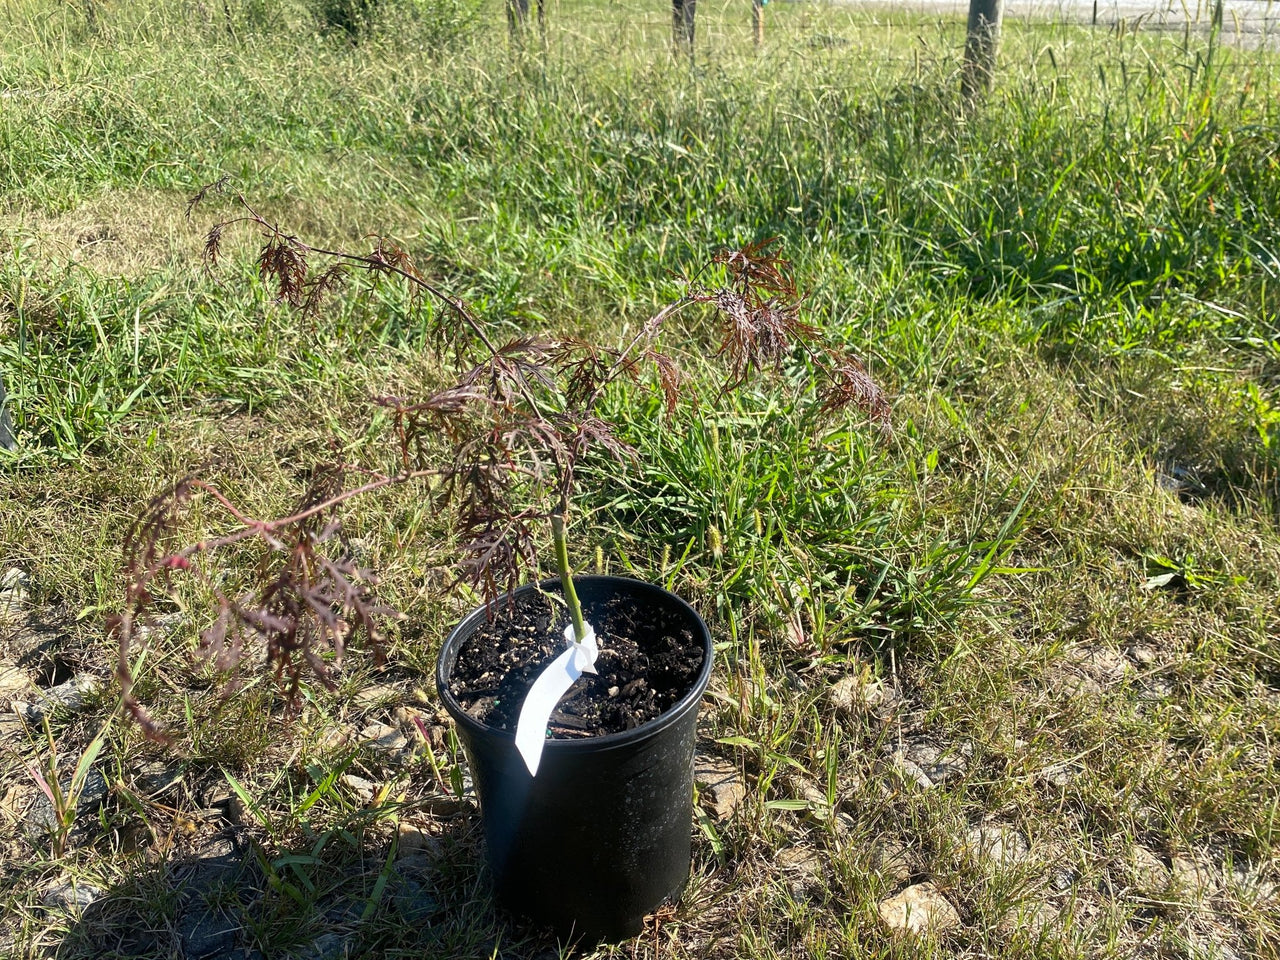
<box><xmin>45</xmin><ymin>674</ymin><xmax>102</xmax><ymax>713</ymax></box>
<box><xmin>391</xmin><ymin>706</ymin><xmax>420</xmax><ymax>732</ymax></box>
<box><xmin>0</xmin><ymin>568</ymin><xmax>30</xmax><ymax>620</ymax></box>
<box><xmin>786</xmin><ymin>775</ymin><xmax>829</xmax><ymax>810</ymax></box>
<box><xmin>1129</xmin><ymin>845</ymin><xmax>1171</xmax><ymax>894</ymax></box>
<box><xmin>340</xmin><ymin>774</ymin><xmax>377</xmax><ymax>803</ymax></box>
<box><xmin>963</xmin><ymin>822</ymin><xmax>1030</xmax><ymax>868</ymax></box>
<box><xmin>355</xmin><ymin>683</ymin><xmax>402</xmax><ymax>710</ymax></box>
<box><xmin>1051</xmin><ymin>866</ymin><xmax>1078</xmax><ymax>891</ymax></box>
<box><xmin>1227</xmin><ymin>863</ymin><xmax>1278</xmax><ymax>903</ymax></box>
<box><xmin>1128</xmin><ymin>644</ymin><xmax>1158</xmax><ymax>667</ymax></box>
<box><xmin>827</xmin><ymin>675</ymin><xmax>861</xmax><ymax>715</ymax></box>
<box><xmin>901</xmin><ymin>739</ymin><xmax>969</xmax><ymax>784</ymax></box>
<box><xmin>888</xmin><ymin>754</ymin><xmax>934</xmax><ymax>790</ymax></box>
<box><xmin>359</xmin><ymin>722</ymin><xmax>409</xmax><ymax>756</ymax></box>
<box><xmin>1138</xmin><ymin>677</ymin><xmax>1175</xmax><ymax>700</ymax></box>
<box><xmin>1060</xmin><ymin>673</ymin><xmax>1103</xmax><ymax>697</ymax></box>
<box><xmin>695</xmin><ymin>757</ymin><xmax>746</xmax><ymax>820</ymax></box>
<box><xmin>883</xmin><ymin>739</ymin><xmax>968</xmax><ymax>790</ymax></box>
<box><xmin>397</xmin><ymin>821</ymin><xmax>443</xmax><ymax>859</ymax></box>
<box><xmin>877</xmin><ymin>882</ymin><xmax>960</xmax><ymax>935</ymax></box>
<box><xmin>999</xmin><ymin>901</ymin><xmax>1059</xmax><ymax>938</ymax></box>
<box><xmin>315</xmin><ymin>723</ymin><xmax>351</xmax><ymax>753</ymax></box>
<box><xmin>869</xmin><ymin>837</ymin><xmax>915</xmax><ymax>885</ymax></box>
<box><xmin>41</xmin><ymin>879</ymin><xmax>103</xmax><ymax>913</ymax></box>
<box><xmin>1037</xmin><ymin>763</ymin><xmax>1075</xmax><ymax>789</ymax></box>
<box><xmin>1171</xmin><ymin>855</ymin><xmax>1216</xmax><ymax>893</ymax></box>
<box><xmin>778</xmin><ymin>845</ymin><xmax>825</xmax><ymax>901</ymax></box>
<box><xmin>0</xmin><ymin>663</ymin><xmax>35</xmax><ymax>702</ymax></box>
<box><xmin>1082</xmin><ymin>646</ymin><xmax>1134</xmax><ymax>682</ymax></box>
<box><xmin>777</xmin><ymin>845</ymin><xmax>823</xmax><ymax>876</ymax></box>
<box><xmin>828</xmin><ymin>672</ymin><xmax>898</xmax><ymax>720</ymax></box>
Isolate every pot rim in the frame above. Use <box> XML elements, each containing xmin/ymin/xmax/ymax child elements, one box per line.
<box><xmin>436</xmin><ymin>575</ymin><xmax>713</xmax><ymax>756</ymax></box>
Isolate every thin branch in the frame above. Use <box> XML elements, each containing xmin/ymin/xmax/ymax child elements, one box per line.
<box><xmin>118</xmin><ymin>198</ymin><xmax>889</xmax><ymax>738</ymax></box>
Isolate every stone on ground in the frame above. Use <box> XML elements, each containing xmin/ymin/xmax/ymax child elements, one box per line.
<box><xmin>894</xmin><ymin>738</ymin><xmax>970</xmax><ymax>787</ymax></box>
<box><xmin>1129</xmin><ymin>845</ymin><xmax>1172</xmax><ymax>894</ymax></box>
<box><xmin>358</xmin><ymin>722</ymin><xmax>410</xmax><ymax>757</ymax></box>
<box><xmin>396</xmin><ymin>821</ymin><xmax>443</xmax><ymax>860</ymax></box>
<box><xmin>0</xmin><ymin>569</ymin><xmax>29</xmax><ymax>620</ymax></box>
<box><xmin>340</xmin><ymin>774</ymin><xmax>377</xmax><ymax>803</ymax></box>
<box><xmin>877</xmin><ymin>882</ymin><xmax>961</xmax><ymax>935</ymax></box>
<box><xmin>0</xmin><ymin>662</ymin><xmax>36</xmax><ymax>701</ymax></box>
<box><xmin>41</xmin><ymin>879</ymin><xmax>104</xmax><ymax>913</ymax></box>
<box><xmin>777</xmin><ymin>844</ymin><xmax>825</xmax><ymax>901</ymax></box>
<box><xmin>869</xmin><ymin>837</ymin><xmax>916</xmax><ymax>885</ymax></box>
<box><xmin>132</xmin><ymin>761</ymin><xmax>184</xmax><ymax>799</ymax></box>
<box><xmin>26</xmin><ymin>767</ymin><xmax>109</xmax><ymax>838</ymax></box>
<box><xmin>695</xmin><ymin>756</ymin><xmax>745</xmax><ymax>820</ymax></box>
<box><xmin>999</xmin><ymin>901</ymin><xmax>1059</xmax><ymax>938</ymax></box>
<box><xmin>1171</xmin><ymin>854</ymin><xmax>1217</xmax><ymax>894</ymax></box>
<box><xmin>354</xmin><ymin>682</ymin><xmax>402</xmax><ymax>710</ymax></box>
<box><xmin>827</xmin><ymin>669</ymin><xmax>898</xmax><ymax>720</ymax></box>
<box><xmin>963</xmin><ymin>821</ymin><xmax>1030</xmax><ymax>868</ymax></box>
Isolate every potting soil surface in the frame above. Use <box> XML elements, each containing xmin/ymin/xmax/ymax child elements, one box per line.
<box><xmin>449</xmin><ymin>588</ymin><xmax>704</xmax><ymax>736</ymax></box>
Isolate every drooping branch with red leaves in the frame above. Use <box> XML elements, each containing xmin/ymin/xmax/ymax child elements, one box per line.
<box><xmin>113</xmin><ymin>184</ymin><xmax>891</xmax><ymax>737</ymax></box>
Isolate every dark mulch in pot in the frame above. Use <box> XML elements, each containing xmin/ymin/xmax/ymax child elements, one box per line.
<box><xmin>448</xmin><ymin>587</ymin><xmax>703</xmax><ymax>737</ymax></box>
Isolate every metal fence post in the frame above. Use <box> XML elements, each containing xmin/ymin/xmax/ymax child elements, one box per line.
<box><xmin>0</xmin><ymin>375</ymin><xmax>14</xmax><ymax>451</ymax></box>
<box><xmin>673</xmin><ymin>0</ymin><xmax>696</xmax><ymax>55</ymax></box>
<box><xmin>962</xmin><ymin>0</ymin><xmax>1004</xmax><ymax>100</ymax></box>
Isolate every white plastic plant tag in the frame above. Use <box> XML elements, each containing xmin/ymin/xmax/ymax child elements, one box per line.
<box><xmin>514</xmin><ymin>621</ymin><xmax>599</xmax><ymax>777</ymax></box>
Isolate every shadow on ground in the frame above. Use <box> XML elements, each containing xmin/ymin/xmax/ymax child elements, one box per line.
<box><xmin>51</xmin><ymin>814</ymin><xmax>561</xmax><ymax>960</ymax></box>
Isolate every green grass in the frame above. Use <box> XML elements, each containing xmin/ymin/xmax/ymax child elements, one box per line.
<box><xmin>2</xmin><ymin>0</ymin><xmax>1279</xmax><ymax>957</ymax></box>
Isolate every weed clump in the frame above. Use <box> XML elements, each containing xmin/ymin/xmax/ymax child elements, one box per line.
<box><xmin>311</xmin><ymin>0</ymin><xmax>480</xmax><ymax>46</ymax></box>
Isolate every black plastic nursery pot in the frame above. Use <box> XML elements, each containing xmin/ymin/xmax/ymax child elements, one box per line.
<box><xmin>436</xmin><ymin>576</ymin><xmax>713</xmax><ymax>942</ymax></box>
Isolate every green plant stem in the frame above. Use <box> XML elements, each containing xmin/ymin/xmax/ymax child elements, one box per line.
<box><xmin>550</xmin><ymin>513</ymin><xmax>586</xmax><ymax>643</ymax></box>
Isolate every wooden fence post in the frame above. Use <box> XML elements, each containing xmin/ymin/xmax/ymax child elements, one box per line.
<box><xmin>753</xmin><ymin>0</ymin><xmax>764</xmax><ymax>46</ymax></box>
<box><xmin>961</xmin><ymin>0</ymin><xmax>1004</xmax><ymax>100</ymax></box>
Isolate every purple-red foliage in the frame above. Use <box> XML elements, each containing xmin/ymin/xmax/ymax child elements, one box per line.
<box><xmin>115</xmin><ymin>187</ymin><xmax>890</xmax><ymax>737</ymax></box>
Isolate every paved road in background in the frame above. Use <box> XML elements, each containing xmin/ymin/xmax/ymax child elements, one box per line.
<box><xmin>841</xmin><ymin>0</ymin><xmax>1280</xmax><ymax>37</ymax></box>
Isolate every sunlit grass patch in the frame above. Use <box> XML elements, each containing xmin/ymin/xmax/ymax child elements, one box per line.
<box><xmin>1</xmin><ymin>0</ymin><xmax>1278</xmax><ymax>957</ymax></box>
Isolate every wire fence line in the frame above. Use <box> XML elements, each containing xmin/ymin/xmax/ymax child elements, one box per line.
<box><xmin>546</xmin><ymin>0</ymin><xmax>1279</xmax><ymax>23</ymax></box>
<box><xmin>539</xmin><ymin>0</ymin><xmax>1280</xmax><ymax>76</ymax></box>
<box><xmin>4</xmin><ymin>0</ymin><xmax>1274</xmax><ymax>74</ymax></box>
<box><xmin>842</xmin><ymin>0</ymin><xmax>1278</xmax><ymax>21</ymax></box>
<box><xmin>541</xmin><ymin>0</ymin><xmax>1279</xmax><ymax>49</ymax></box>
